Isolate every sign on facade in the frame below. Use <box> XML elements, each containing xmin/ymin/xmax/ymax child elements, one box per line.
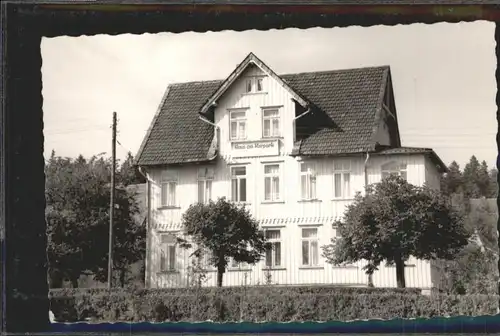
<box><xmin>231</xmin><ymin>139</ymin><xmax>280</xmax><ymax>158</ymax></box>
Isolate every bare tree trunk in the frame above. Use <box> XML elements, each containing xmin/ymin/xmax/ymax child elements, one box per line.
<box><xmin>395</xmin><ymin>257</ymin><xmax>406</xmax><ymax>288</ymax></box>
<box><xmin>368</xmin><ymin>273</ymin><xmax>374</xmax><ymax>287</ymax></box>
<box><xmin>216</xmin><ymin>265</ymin><xmax>224</xmax><ymax>287</ymax></box>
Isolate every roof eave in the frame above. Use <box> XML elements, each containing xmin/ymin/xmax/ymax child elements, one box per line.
<box><xmin>428</xmin><ymin>151</ymin><xmax>448</xmax><ymax>174</ymax></box>
<box><xmin>292</xmin><ymin>148</ymin><xmax>447</xmax><ymax>173</ymax></box>
<box><xmin>136</xmin><ymin>157</ymin><xmax>217</xmax><ymax>168</ymax></box>
<box><xmin>372</xmin><ymin>147</ymin><xmax>448</xmax><ymax>174</ymax></box>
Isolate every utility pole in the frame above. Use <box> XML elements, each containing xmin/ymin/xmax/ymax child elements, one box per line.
<box><xmin>108</xmin><ymin>112</ymin><xmax>117</xmax><ymax>289</ymax></box>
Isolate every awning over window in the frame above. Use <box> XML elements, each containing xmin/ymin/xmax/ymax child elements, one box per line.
<box><xmin>155</xmin><ymin>221</ymin><xmax>183</xmax><ymax>232</ymax></box>
<box><xmin>258</xmin><ymin>216</ymin><xmax>341</xmax><ymax>227</ymax></box>
<box><xmin>155</xmin><ymin>216</ymin><xmax>343</xmax><ymax>232</ymax></box>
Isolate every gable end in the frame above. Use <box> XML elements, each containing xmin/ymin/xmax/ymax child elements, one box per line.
<box><xmin>200</xmin><ymin>53</ymin><xmax>309</xmax><ymax>116</ymax></box>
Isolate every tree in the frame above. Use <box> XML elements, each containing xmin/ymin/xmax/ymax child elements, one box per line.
<box><xmin>489</xmin><ymin>168</ymin><xmax>498</xmax><ymax>198</ymax></box>
<box><xmin>90</xmin><ymin>186</ymin><xmax>146</xmax><ymax>287</ymax></box>
<box><xmin>119</xmin><ymin>152</ymin><xmax>146</xmax><ymax>186</ymax></box>
<box><xmin>45</xmin><ymin>151</ymin><xmax>145</xmax><ymax>288</ymax></box>
<box><xmin>463</xmin><ymin>155</ymin><xmax>482</xmax><ymax>198</ymax></box>
<box><xmin>45</xmin><ymin>153</ymin><xmax>106</xmax><ymax>287</ymax></box>
<box><xmin>440</xmin><ymin>161</ymin><xmax>464</xmax><ymax>196</ymax></box>
<box><xmin>179</xmin><ymin>197</ymin><xmax>269</xmax><ymax>287</ymax></box>
<box><xmin>322</xmin><ymin>175</ymin><xmax>470</xmax><ymax>288</ymax></box>
<box><xmin>476</xmin><ymin>160</ymin><xmax>495</xmax><ymax>198</ymax></box>
<box><xmin>440</xmin><ymin>198</ymin><xmax>498</xmax><ymax>294</ymax></box>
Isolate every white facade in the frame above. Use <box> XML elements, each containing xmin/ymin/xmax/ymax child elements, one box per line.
<box><xmin>141</xmin><ymin>65</ymin><xmax>443</xmax><ymax>290</ymax></box>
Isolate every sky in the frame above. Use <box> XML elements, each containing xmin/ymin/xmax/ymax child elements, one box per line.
<box><xmin>41</xmin><ymin>21</ymin><xmax>497</xmax><ymax>169</ymax></box>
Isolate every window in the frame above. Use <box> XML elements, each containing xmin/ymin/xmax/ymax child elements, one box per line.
<box><xmin>231</xmin><ymin>166</ymin><xmax>247</xmax><ymax>202</ymax></box>
<box><xmin>265</xmin><ymin>229</ymin><xmax>282</xmax><ymax>268</ymax></box>
<box><xmin>159</xmin><ymin>234</ymin><xmax>177</xmax><ymax>272</ymax></box>
<box><xmin>381</xmin><ymin>161</ymin><xmax>407</xmax><ymax>180</ymax></box>
<box><xmin>244</xmin><ymin>77</ymin><xmax>264</xmax><ymax>93</ymax></box>
<box><xmin>333</xmin><ymin>161</ymin><xmax>351</xmax><ymax>199</ymax></box>
<box><xmin>200</xmin><ymin>249</ymin><xmax>214</xmax><ymax>270</ymax></box>
<box><xmin>245</xmin><ymin>79</ymin><xmax>253</xmax><ymax>93</ymax></box>
<box><xmin>230</xmin><ymin>258</ymin><xmax>239</xmax><ymax>268</ymax></box>
<box><xmin>300</xmin><ymin>162</ymin><xmax>316</xmax><ymax>200</ymax></box>
<box><xmin>230</xmin><ymin>258</ymin><xmax>247</xmax><ymax>269</ymax></box>
<box><xmin>160</xmin><ymin>171</ymin><xmax>178</xmax><ymax>207</ymax></box>
<box><xmin>198</xmin><ymin>167</ymin><xmax>214</xmax><ymax>204</ymax></box>
<box><xmin>256</xmin><ymin>78</ymin><xmax>263</xmax><ymax>92</ymax></box>
<box><xmin>264</xmin><ymin>164</ymin><xmax>281</xmax><ymax>201</ymax></box>
<box><xmin>262</xmin><ymin>108</ymin><xmax>280</xmax><ymax>137</ymax></box>
<box><xmin>301</xmin><ymin>228</ymin><xmax>319</xmax><ymax>267</ymax></box>
<box><xmin>230</xmin><ymin>110</ymin><xmax>247</xmax><ymax>141</ymax></box>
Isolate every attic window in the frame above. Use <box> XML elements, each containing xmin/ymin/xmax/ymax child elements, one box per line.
<box><xmin>256</xmin><ymin>78</ymin><xmax>263</xmax><ymax>92</ymax></box>
<box><xmin>245</xmin><ymin>79</ymin><xmax>252</xmax><ymax>93</ymax></box>
<box><xmin>244</xmin><ymin>77</ymin><xmax>264</xmax><ymax>94</ymax></box>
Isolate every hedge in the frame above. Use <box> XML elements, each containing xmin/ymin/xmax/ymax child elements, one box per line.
<box><xmin>49</xmin><ymin>287</ymin><xmax>498</xmax><ymax>323</ymax></box>
<box><xmin>49</xmin><ymin>285</ymin><xmax>421</xmax><ymax>298</ymax></box>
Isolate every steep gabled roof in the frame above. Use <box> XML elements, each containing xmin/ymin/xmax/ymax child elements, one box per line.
<box><xmin>200</xmin><ymin>52</ymin><xmax>308</xmax><ymax>115</ymax></box>
<box><xmin>135</xmin><ymin>56</ymin><xmax>423</xmax><ymax>167</ymax></box>
<box><xmin>136</xmin><ymin>80</ymin><xmax>221</xmax><ymax>165</ymax></box>
<box><xmin>283</xmin><ymin>66</ymin><xmax>389</xmax><ymax>156</ymax></box>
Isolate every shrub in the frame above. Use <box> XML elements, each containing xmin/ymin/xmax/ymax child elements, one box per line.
<box><xmin>48</xmin><ymin>286</ymin><xmax>497</xmax><ymax>323</ymax></box>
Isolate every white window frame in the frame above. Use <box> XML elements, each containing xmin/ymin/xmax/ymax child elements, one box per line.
<box><xmin>256</xmin><ymin>77</ymin><xmax>264</xmax><ymax>92</ymax></box>
<box><xmin>301</xmin><ymin>227</ymin><xmax>319</xmax><ymax>267</ymax></box>
<box><xmin>262</xmin><ymin>108</ymin><xmax>281</xmax><ymax>138</ymax></box>
<box><xmin>333</xmin><ymin>161</ymin><xmax>352</xmax><ymax>200</ymax></box>
<box><xmin>159</xmin><ymin>233</ymin><xmax>177</xmax><ymax>272</ymax></box>
<box><xmin>244</xmin><ymin>76</ymin><xmax>265</xmax><ymax>94</ymax></box>
<box><xmin>263</xmin><ymin>163</ymin><xmax>282</xmax><ymax>202</ymax></box>
<box><xmin>381</xmin><ymin>161</ymin><xmax>408</xmax><ymax>181</ymax></box>
<box><xmin>160</xmin><ymin>171</ymin><xmax>178</xmax><ymax>207</ymax></box>
<box><xmin>300</xmin><ymin>162</ymin><xmax>317</xmax><ymax>200</ymax></box>
<box><xmin>245</xmin><ymin>78</ymin><xmax>253</xmax><ymax>93</ymax></box>
<box><xmin>231</xmin><ymin>165</ymin><xmax>247</xmax><ymax>203</ymax></box>
<box><xmin>264</xmin><ymin>229</ymin><xmax>282</xmax><ymax>268</ymax></box>
<box><xmin>197</xmin><ymin>167</ymin><xmax>214</xmax><ymax>204</ymax></box>
<box><xmin>229</xmin><ymin>110</ymin><xmax>247</xmax><ymax>141</ymax></box>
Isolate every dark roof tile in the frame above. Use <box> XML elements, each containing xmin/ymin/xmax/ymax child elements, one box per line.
<box><xmin>137</xmin><ymin>80</ymin><xmax>221</xmax><ymax>165</ymax></box>
<box><xmin>282</xmin><ymin>66</ymin><xmax>388</xmax><ymax>156</ymax></box>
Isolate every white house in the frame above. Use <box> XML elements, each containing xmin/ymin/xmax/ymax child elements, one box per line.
<box><xmin>135</xmin><ymin>53</ymin><xmax>447</xmax><ymax>290</ymax></box>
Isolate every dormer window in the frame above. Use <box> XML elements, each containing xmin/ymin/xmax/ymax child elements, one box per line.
<box><xmin>230</xmin><ymin>110</ymin><xmax>247</xmax><ymax>141</ymax></box>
